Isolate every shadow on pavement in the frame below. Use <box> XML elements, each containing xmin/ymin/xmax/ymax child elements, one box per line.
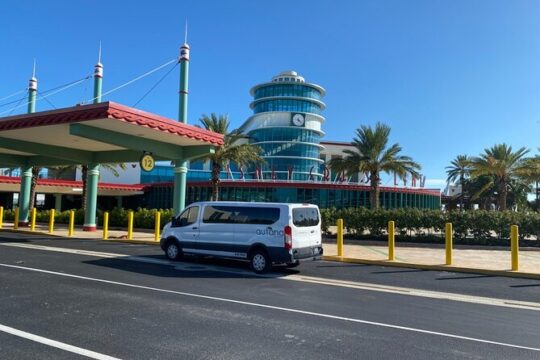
<box><xmin>82</xmin><ymin>254</ymin><xmax>299</xmax><ymax>280</ymax></box>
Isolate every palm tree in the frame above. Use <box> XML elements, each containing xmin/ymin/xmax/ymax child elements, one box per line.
<box><xmin>198</xmin><ymin>113</ymin><xmax>264</xmax><ymax>201</ymax></box>
<box><xmin>445</xmin><ymin>155</ymin><xmax>471</xmax><ymax>210</ymax></box>
<box><xmin>470</xmin><ymin>144</ymin><xmax>530</xmax><ymax>211</ymax></box>
<box><xmin>329</xmin><ymin>122</ymin><xmax>421</xmax><ymax>209</ymax></box>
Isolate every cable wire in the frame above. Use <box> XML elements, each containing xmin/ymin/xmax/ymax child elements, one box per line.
<box><xmin>37</xmin><ymin>90</ymin><xmax>57</xmax><ymax>109</ymax></box>
<box><xmin>0</xmin><ymin>76</ymin><xmax>91</xmax><ymax>116</ymax></box>
<box><xmin>133</xmin><ymin>62</ymin><xmax>178</xmax><ymax>107</ymax></box>
<box><xmin>0</xmin><ymin>89</ymin><xmax>26</xmax><ymax>102</ymax></box>
<box><xmin>0</xmin><ymin>95</ymin><xmax>28</xmax><ymax>108</ymax></box>
<box><xmin>86</xmin><ymin>57</ymin><xmax>177</xmax><ymax>103</ymax></box>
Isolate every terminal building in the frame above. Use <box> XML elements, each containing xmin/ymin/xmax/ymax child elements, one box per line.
<box><xmin>0</xmin><ymin>49</ymin><xmax>441</xmax><ymax>212</ymax></box>
<box><xmin>139</xmin><ymin>71</ymin><xmax>441</xmax><ymax>210</ymax></box>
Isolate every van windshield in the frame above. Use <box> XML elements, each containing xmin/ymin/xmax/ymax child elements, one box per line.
<box><xmin>292</xmin><ymin>207</ymin><xmax>319</xmax><ymax>227</ymax></box>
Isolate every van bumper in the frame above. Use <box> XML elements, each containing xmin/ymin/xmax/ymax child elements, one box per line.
<box><xmin>293</xmin><ymin>245</ymin><xmax>323</xmax><ymax>260</ymax></box>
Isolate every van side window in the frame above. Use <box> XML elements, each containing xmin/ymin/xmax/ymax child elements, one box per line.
<box><xmin>172</xmin><ymin>206</ymin><xmax>199</xmax><ymax>227</ymax></box>
<box><xmin>203</xmin><ymin>206</ymin><xmax>280</xmax><ymax>225</ymax></box>
<box><xmin>236</xmin><ymin>207</ymin><xmax>280</xmax><ymax>225</ymax></box>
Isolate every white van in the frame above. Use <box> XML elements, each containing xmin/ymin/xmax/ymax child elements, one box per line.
<box><xmin>160</xmin><ymin>201</ymin><xmax>323</xmax><ymax>273</ymax></box>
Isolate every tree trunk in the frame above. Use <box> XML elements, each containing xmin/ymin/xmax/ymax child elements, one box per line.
<box><xmin>29</xmin><ymin>167</ymin><xmax>40</xmax><ymax>211</ymax></box>
<box><xmin>211</xmin><ymin>162</ymin><xmax>221</xmax><ymax>201</ymax></box>
<box><xmin>498</xmin><ymin>181</ymin><xmax>507</xmax><ymax>211</ymax></box>
<box><xmin>81</xmin><ymin>165</ymin><xmax>88</xmax><ymax>211</ymax></box>
<box><xmin>459</xmin><ymin>176</ymin><xmax>465</xmax><ymax>211</ymax></box>
<box><xmin>370</xmin><ymin>173</ymin><xmax>380</xmax><ymax>210</ymax></box>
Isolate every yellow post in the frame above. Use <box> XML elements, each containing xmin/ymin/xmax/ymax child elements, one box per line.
<box><xmin>337</xmin><ymin>218</ymin><xmax>344</xmax><ymax>256</ymax></box>
<box><xmin>68</xmin><ymin>210</ymin><xmax>75</xmax><ymax>237</ymax></box>
<box><xmin>511</xmin><ymin>225</ymin><xmax>519</xmax><ymax>271</ymax></box>
<box><xmin>14</xmin><ymin>207</ymin><xmax>19</xmax><ymax>230</ymax></box>
<box><xmin>154</xmin><ymin>211</ymin><xmax>161</xmax><ymax>242</ymax></box>
<box><xmin>388</xmin><ymin>220</ymin><xmax>395</xmax><ymax>261</ymax></box>
<box><xmin>48</xmin><ymin>209</ymin><xmax>55</xmax><ymax>234</ymax></box>
<box><xmin>127</xmin><ymin>210</ymin><xmax>134</xmax><ymax>240</ymax></box>
<box><xmin>445</xmin><ymin>222</ymin><xmax>453</xmax><ymax>265</ymax></box>
<box><xmin>0</xmin><ymin>206</ymin><xmax>3</xmax><ymax>229</ymax></box>
<box><xmin>103</xmin><ymin>212</ymin><xmax>109</xmax><ymax>240</ymax></box>
<box><xmin>30</xmin><ymin>208</ymin><xmax>37</xmax><ymax>231</ymax></box>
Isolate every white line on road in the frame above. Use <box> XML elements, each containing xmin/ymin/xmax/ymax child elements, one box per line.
<box><xmin>1</xmin><ymin>262</ymin><xmax>539</xmax><ymax>353</ymax></box>
<box><xmin>0</xmin><ymin>323</ymin><xmax>120</xmax><ymax>360</ymax></box>
<box><xmin>2</xmin><ymin>242</ymin><xmax>540</xmax><ymax>312</ymax></box>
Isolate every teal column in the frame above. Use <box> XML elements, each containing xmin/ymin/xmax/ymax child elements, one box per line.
<box><xmin>18</xmin><ymin>165</ymin><xmax>32</xmax><ymax>226</ymax></box>
<box><xmin>83</xmin><ymin>57</ymin><xmax>103</xmax><ymax>231</ymax></box>
<box><xmin>173</xmin><ymin>161</ymin><xmax>188</xmax><ymax>214</ymax></box>
<box><xmin>116</xmin><ymin>196</ymin><xmax>123</xmax><ymax>208</ymax></box>
<box><xmin>18</xmin><ymin>70</ymin><xmax>37</xmax><ymax>225</ymax></box>
<box><xmin>173</xmin><ymin>41</ymin><xmax>190</xmax><ymax>214</ymax></box>
<box><xmin>178</xmin><ymin>43</ymin><xmax>190</xmax><ymax>123</ymax></box>
<box><xmin>83</xmin><ymin>164</ymin><xmax>100</xmax><ymax>231</ymax></box>
<box><xmin>54</xmin><ymin>194</ymin><xmax>62</xmax><ymax>212</ymax></box>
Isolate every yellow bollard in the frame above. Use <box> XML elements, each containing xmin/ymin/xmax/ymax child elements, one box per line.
<box><xmin>337</xmin><ymin>218</ymin><xmax>344</xmax><ymax>257</ymax></box>
<box><xmin>445</xmin><ymin>223</ymin><xmax>453</xmax><ymax>265</ymax></box>
<box><xmin>511</xmin><ymin>225</ymin><xmax>519</xmax><ymax>271</ymax></box>
<box><xmin>49</xmin><ymin>209</ymin><xmax>55</xmax><ymax>234</ymax></box>
<box><xmin>68</xmin><ymin>210</ymin><xmax>75</xmax><ymax>237</ymax></box>
<box><xmin>14</xmin><ymin>207</ymin><xmax>19</xmax><ymax>230</ymax></box>
<box><xmin>388</xmin><ymin>220</ymin><xmax>395</xmax><ymax>261</ymax></box>
<box><xmin>127</xmin><ymin>210</ymin><xmax>134</xmax><ymax>240</ymax></box>
<box><xmin>30</xmin><ymin>208</ymin><xmax>37</xmax><ymax>232</ymax></box>
<box><xmin>0</xmin><ymin>206</ymin><xmax>3</xmax><ymax>229</ymax></box>
<box><xmin>154</xmin><ymin>211</ymin><xmax>161</xmax><ymax>242</ymax></box>
<box><xmin>103</xmin><ymin>212</ymin><xmax>109</xmax><ymax>240</ymax></box>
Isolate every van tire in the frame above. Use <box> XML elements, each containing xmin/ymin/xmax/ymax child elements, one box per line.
<box><xmin>250</xmin><ymin>249</ymin><xmax>271</xmax><ymax>274</ymax></box>
<box><xmin>165</xmin><ymin>240</ymin><xmax>182</xmax><ymax>260</ymax></box>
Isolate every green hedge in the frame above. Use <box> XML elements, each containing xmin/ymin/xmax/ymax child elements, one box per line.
<box><xmin>321</xmin><ymin>208</ymin><xmax>540</xmax><ymax>241</ymax></box>
<box><xmin>4</xmin><ymin>207</ymin><xmax>540</xmax><ymax>241</ymax></box>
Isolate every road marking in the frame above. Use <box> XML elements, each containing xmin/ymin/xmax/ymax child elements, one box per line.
<box><xmin>0</xmin><ymin>262</ymin><xmax>539</xmax><ymax>353</ymax></box>
<box><xmin>0</xmin><ymin>323</ymin><xmax>120</xmax><ymax>360</ymax></box>
<box><xmin>2</xmin><ymin>242</ymin><xmax>540</xmax><ymax>311</ymax></box>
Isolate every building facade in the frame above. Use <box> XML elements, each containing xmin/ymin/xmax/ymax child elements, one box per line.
<box><xmin>240</xmin><ymin>71</ymin><xmax>326</xmax><ymax>181</ymax></box>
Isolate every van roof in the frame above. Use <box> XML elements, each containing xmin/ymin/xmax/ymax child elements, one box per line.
<box><xmin>188</xmin><ymin>201</ymin><xmax>318</xmax><ymax>208</ymax></box>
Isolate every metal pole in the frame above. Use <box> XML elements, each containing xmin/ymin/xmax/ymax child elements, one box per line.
<box><xmin>511</xmin><ymin>225</ymin><xmax>519</xmax><ymax>271</ymax></box>
<box><xmin>154</xmin><ymin>211</ymin><xmax>161</xmax><ymax>242</ymax></box>
<box><xmin>445</xmin><ymin>223</ymin><xmax>453</xmax><ymax>265</ymax></box>
<box><xmin>337</xmin><ymin>218</ymin><xmax>344</xmax><ymax>256</ymax></box>
<box><xmin>388</xmin><ymin>221</ymin><xmax>395</xmax><ymax>261</ymax></box>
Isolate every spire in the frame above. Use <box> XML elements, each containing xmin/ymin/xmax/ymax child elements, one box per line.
<box><xmin>93</xmin><ymin>42</ymin><xmax>103</xmax><ymax>103</ymax></box>
<box><xmin>97</xmin><ymin>41</ymin><xmax>102</xmax><ymax>65</ymax></box>
<box><xmin>28</xmin><ymin>60</ymin><xmax>37</xmax><ymax>113</ymax></box>
<box><xmin>184</xmin><ymin>20</ymin><xmax>188</xmax><ymax>44</ymax></box>
<box><xmin>31</xmin><ymin>59</ymin><xmax>36</xmax><ymax>79</ymax></box>
<box><xmin>178</xmin><ymin>22</ymin><xmax>190</xmax><ymax>123</ymax></box>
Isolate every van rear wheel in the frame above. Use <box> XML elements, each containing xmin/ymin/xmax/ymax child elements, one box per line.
<box><xmin>250</xmin><ymin>250</ymin><xmax>271</xmax><ymax>274</ymax></box>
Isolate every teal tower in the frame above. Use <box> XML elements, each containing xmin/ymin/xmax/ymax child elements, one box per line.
<box><xmin>241</xmin><ymin>71</ymin><xmax>326</xmax><ymax>180</ymax></box>
<box><xmin>18</xmin><ymin>64</ymin><xmax>38</xmax><ymax>225</ymax></box>
<box><xmin>173</xmin><ymin>40</ymin><xmax>190</xmax><ymax>214</ymax></box>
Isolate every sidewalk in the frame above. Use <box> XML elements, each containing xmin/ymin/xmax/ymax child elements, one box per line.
<box><xmin>1</xmin><ymin>221</ymin><xmax>540</xmax><ymax>279</ymax></box>
<box><xmin>322</xmin><ymin>238</ymin><xmax>540</xmax><ymax>279</ymax></box>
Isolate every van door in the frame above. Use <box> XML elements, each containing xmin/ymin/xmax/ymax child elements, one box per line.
<box><xmin>171</xmin><ymin>206</ymin><xmax>200</xmax><ymax>245</ymax></box>
<box><xmin>291</xmin><ymin>205</ymin><xmax>322</xmax><ymax>249</ymax></box>
<box><xmin>197</xmin><ymin>205</ymin><xmax>237</xmax><ymax>257</ymax></box>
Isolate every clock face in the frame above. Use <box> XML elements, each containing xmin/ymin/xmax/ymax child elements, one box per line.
<box><xmin>292</xmin><ymin>113</ymin><xmax>305</xmax><ymax>126</ymax></box>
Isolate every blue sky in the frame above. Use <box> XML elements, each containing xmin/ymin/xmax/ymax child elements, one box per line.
<box><xmin>1</xmin><ymin>0</ymin><xmax>539</xmax><ymax>188</ymax></box>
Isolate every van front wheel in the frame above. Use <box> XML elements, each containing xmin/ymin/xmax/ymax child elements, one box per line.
<box><xmin>250</xmin><ymin>250</ymin><xmax>271</xmax><ymax>274</ymax></box>
<box><xmin>165</xmin><ymin>241</ymin><xmax>182</xmax><ymax>260</ymax></box>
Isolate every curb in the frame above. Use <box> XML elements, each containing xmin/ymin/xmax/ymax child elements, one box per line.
<box><xmin>322</xmin><ymin>255</ymin><xmax>540</xmax><ymax>280</ymax></box>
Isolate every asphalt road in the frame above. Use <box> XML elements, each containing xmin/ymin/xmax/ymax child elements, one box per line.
<box><xmin>0</xmin><ymin>234</ymin><xmax>539</xmax><ymax>359</ymax></box>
